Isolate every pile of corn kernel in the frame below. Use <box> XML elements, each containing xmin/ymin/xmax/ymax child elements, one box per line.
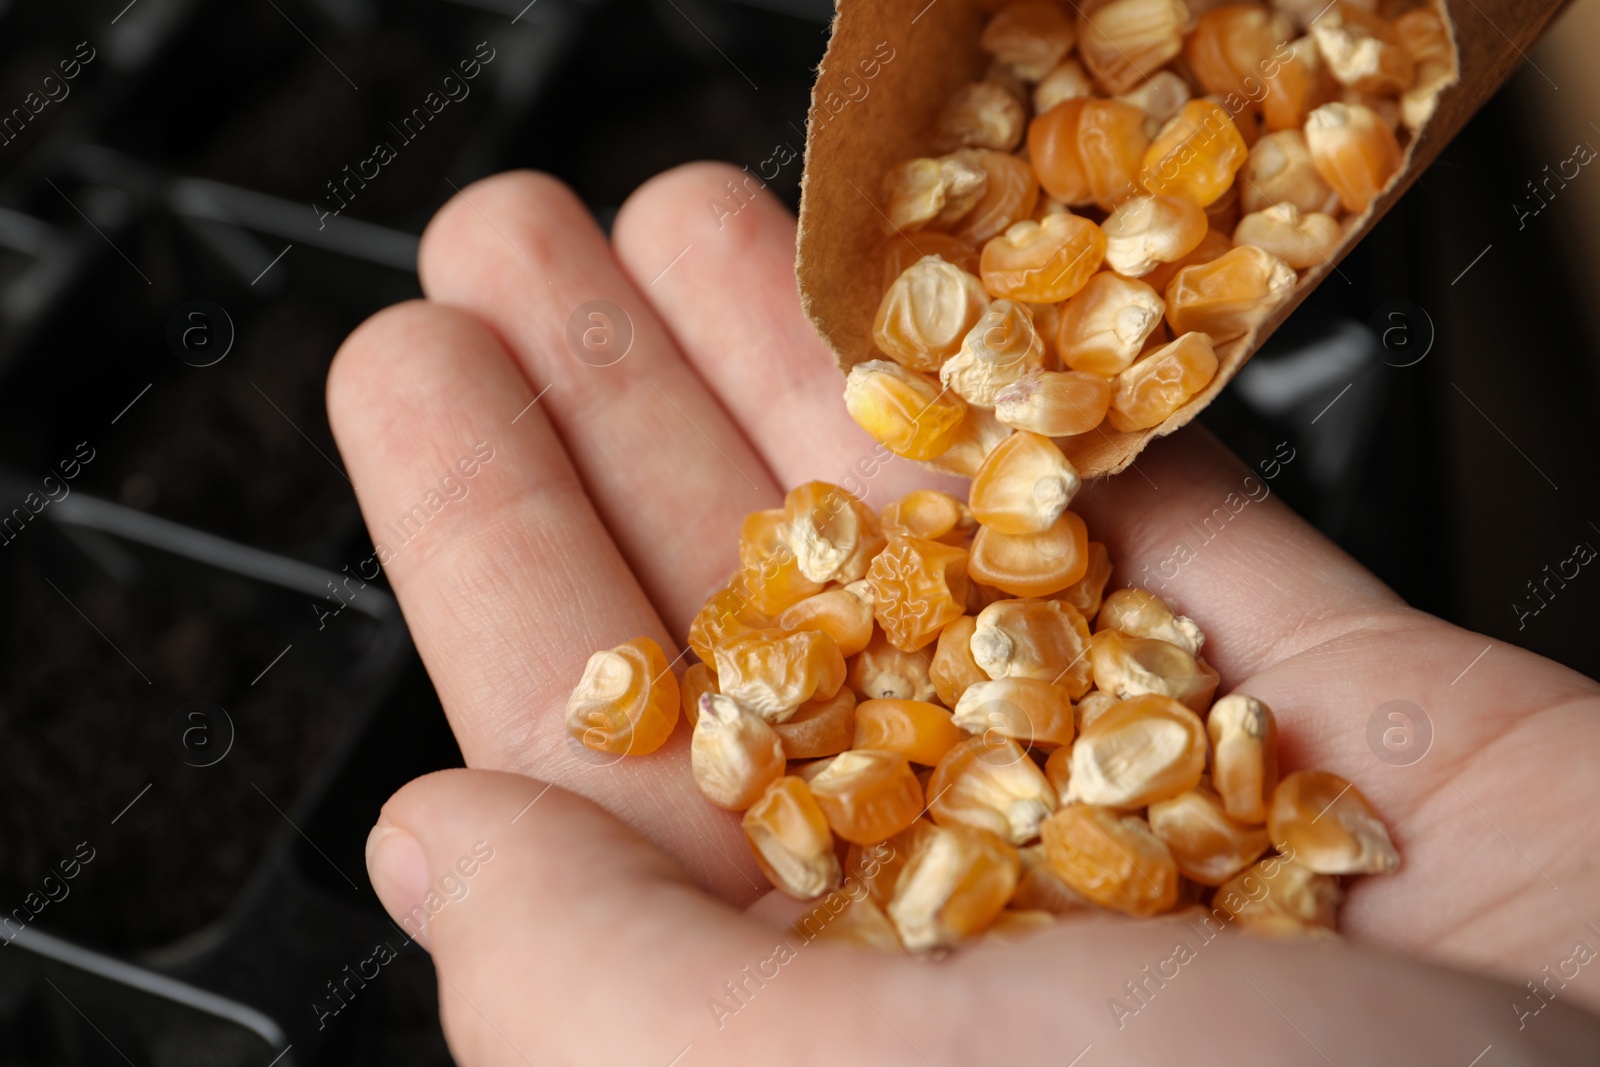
<box><xmin>843</xmin><ymin>0</ymin><xmax>1454</xmax><ymax>472</ymax></box>
<box><xmin>565</xmin><ymin>433</ymin><xmax>1400</xmax><ymax>952</ymax></box>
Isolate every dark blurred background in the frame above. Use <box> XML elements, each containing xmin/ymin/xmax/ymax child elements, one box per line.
<box><xmin>0</xmin><ymin>0</ymin><xmax>1594</xmax><ymax>1063</ymax></box>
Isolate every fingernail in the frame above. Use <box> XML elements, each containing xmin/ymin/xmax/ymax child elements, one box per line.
<box><xmin>366</xmin><ymin>822</ymin><xmax>431</xmax><ymax>946</ymax></box>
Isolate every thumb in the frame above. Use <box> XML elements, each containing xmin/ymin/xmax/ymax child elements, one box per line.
<box><xmin>363</xmin><ymin>768</ymin><xmax>788</xmax><ymax>1066</ymax></box>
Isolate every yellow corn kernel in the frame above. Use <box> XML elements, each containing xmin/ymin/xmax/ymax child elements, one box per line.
<box><xmin>1141</xmin><ymin>100</ymin><xmax>1249</xmax><ymax>207</ymax></box>
<box><xmin>1100</xmin><ymin>194</ymin><xmax>1208</xmax><ymax>279</ymax></box>
<box><xmin>1303</xmin><ymin>102</ymin><xmax>1402</xmax><ymax>214</ymax></box>
<box><xmin>1079</xmin><ymin>0</ymin><xmax>1191</xmax><ymax>95</ymax></box>
<box><xmin>1059</xmin><ymin>541</ymin><xmax>1113</xmax><ymax>620</ymax></box>
<box><xmin>714</xmin><ymin>628</ymin><xmax>847</xmax><ymax>723</ymax></box>
<box><xmin>737</xmin><ymin>508</ymin><xmax>825</xmax><ymax>617</ymax></box>
<box><xmin>744</xmin><ymin>776</ymin><xmax>843</xmax><ymax>899</ymax></box>
<box><xmin>784</xmin><ymin>482</ymin><xmax>888</xmax><ymax>586</ymax></box>
<box><xmin>1056</xmin><ymin>272</ymin><xmax>1166</xmax><ymax>376</ymax></box>
<box><xmin>866</xmin><ymin>536</ymin><xmax>971</xmax><ymax>653</ymax></box>
<box><xmin>680</xmin><ymin>661</ymin><xmax>717</xmax><ymax>728</ymax></box>
<box><xmin>888</xmin><ymin>822</ymin><xmax>1020</xmax><ymax>952</ymax></box>
<box><xmin>979</xmin><ymin>214</ymin><xmax>1107</xmax><ymax>303</ymax></box>
<box><xmin>846</xmin><ymin>820</ymin><xmax>934</xmax><ymax>906</ymax></box>
<box><xmin>928</xmin><ymin>735</ymin><xmax>1059</xmax><ymax>844</ymax></box>
<box><xmin>1075</xmin><ymin>689</ymin><xmax>1119</xmax><ymax>732</ymax></box>
<box><xmin>1310</xmin><ymin>3</ymin><xmax>1414</xmax><ymax>95</ymax></box>
<box><xmin>1107</xmin><ymin>331</ymin><xmax>1219</xmax><ymax>432</ymax></box>
<box><xmin>1261</xmin><ymin>34</ymin><xmax>1328</xmax><ymax>132</ymax></box>
<box><xmin>992</xmin><ymin>369</ymin><xmax>1112</xmax><ymax>437</ymax></box>
<box><xmin>1215</xmin><ymin>854</ymin><xmax>1342</xmax><ymax>934</ymax></box>
<box><xmin>1027</xmin><ymin>97</ymin><xmax>1150</xmax><ymax>209</ymax></box>
<box><xmin>844</xmin><ymin>360</ymin><xmax>967</xmax><ymax>461</ymax></box>
<box><xmin>969</xmin><ymin>511</ymin><xmax>1090</xmax><ymax>599</ymax></box>
<box><xmin>969</xmin><ymin>432</ymin><xmax>1081</xmax><ymax>535</ymax></box>
<box><xmin>881</xmin><ymin>231</ymin><xmax>981</xmax><ymax>291</ymax></box>
<box><xmin>686</xmin><ymin>585</ymin><xmax>771</xmax><ymax>664</ymax></box>
<box><xmin>920</xmin><ymin>404</ymin><xmax>1015</xmax><ymax>480</ymax></box>
<box><xmin>881</xmin><ymin>155</ymin><xmax>987</xmax><ymax>233</ymax></box>
<box><xmin>1041</xmin><ymin>803</ymin><xmax>1178</xmax><ymax>916</ymax></box>
<box><xmin>1088</xmin><ymin>629</ymin><xmax>1220</xmax><ymax>713</ymax></box>
<box><xmin>1116</xmin><ymin>71</ymin><xmax>1193</xmax><ymax>135</ymax></box>
<box><xmin>1233</xmin><ymin>203</ymin><xmax>1342</xmax><ymax>270</ymax></box>
<box><xmin>873</xmin><ymin>257</ymin><xmax>992</xmax><ymax>373</ymax></box>
<box><xmin>952</xmin><ymin>677</ymin><xmax>1076</xmax><ymax>748</ymax></box>
<box><xmin>1012</xmin><ymin>842</ymin><xmax>1092</xmax><ymax>913</ymax></box>
<box><xmin>984</xmin><ymin>909</ymin><xmax>1058</xmax><ymax>941</ymax></box>
<box><xmin>939</xmin><ymin>299</ymin><xmax>1047</xmax><ymax>408</ymax></box>
<box><xmin>1097</xmin><ymin>587</ymin><xmax>1205</xmax><ymax>655</ymax></box>
<box><xmin>1269</xmin><ymin>770</ymin><xmax>1399</xmax><ymax>874</ymax></box>
<box><xmin>953</xmin><ymin>148</ymin><xmax>1042</xmax><ymax>245</ymax></box>
<box><xmin>1165</xmin><ymin>245</ymin><xmax>1297</xmax><ymax>342</ymax></box>
<box><xmin>982</xmin><ymin>0</ymin><xmax>1079</xmax><ymax>80</ymax></box>
<box><xmin>774</xmin><ymin>686</ymin><xmax>858</xmax><ymax>760</ymax></box>
<box><xmin>1033</xmin><ymin>58</ymin><xmax>1095</xmax><ymax>113</ymax></box>
<box><xmin>1148</xmin><ymin>783</ymin><xmax>1271</xmax><ymax>885</ymax></box>
<box><xmin>1141</xmin><ymin>226</ymin><xmax>1232</xmax><ymax>295</ymax></box>
<box><xmin>1238</xmin><ymin>129</ymin><xmax>1338</xmax><ymax>214</ymax></box>
<box><xmin>971</xmin><ymin>597</ymin><xmax>1094</xmax><ymax>696</ymax></box>
<box><xmin>1393</xmin><ymin>9</ymin><xmax>1456</xmax><ymax>131</ymax></box>
<box><xmin>929</xmin><ymin>616</ymin><xmax>987</xmax><ymax>708</ymax></box>
<box><xmin>935</xmin><ymin>81</ymin><xmax>1026</xmax><ymax>153</ymax></box>
<box><xmin>802</xmin><ymin>891</ymin><xmax>906</xmax><ymax>950</ymax></box>
<box><xmin>1067</xmin><ymin>693</ymin><xmax>1206</xmax><ymax>808</ymax></box>
<box><xmin>881</xmin><ymin>489</ymin><xmax>975</xmax><ymax>546</ymax></box>
<box><xmin>776</xmin><ymin>584</ymin><xmax>876</xmax><ymax>658</ymax></box>
<box><xmin>1186</xmin><ymin>3</ymin><xmax>1294</xmax><ymax>100</ymax></box>
<box><xmin>692</xmin><ymin>693</ymin><xmax>786</xmax><ymax>809</ymax></box>
<box><xmin>848</xmin><ymin>630</ymin><xmax>938</xmax><ymax>702</ymax></box>
<box><xmin>1207</xmin><ymin>693</ymin><xmax>1279</xmax><ymax>825</ymax></box>
<box><xmin>1043</xmin><ymin>744</ymin><xmax>1072</xmax><ymax>796</ymax></box>
<box><xmin>854</xmin><ymin>699</ymin><xmax>970</xmax><ymax>766</ymax></box>
<box><xmin>565</xmin><ymin>636</ymin><xmax>680</xmax><ymax>757</ymax></box>
<box><xmin>809</xmin><ymin>748</ymin><xmax>926</xmax><ymax>844</ymax></box>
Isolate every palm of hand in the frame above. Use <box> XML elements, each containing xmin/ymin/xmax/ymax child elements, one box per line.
<box><xmin>330</xmin><ymin>165</ymin><xmax>1600</xmax><ymax>1065</ymax></box>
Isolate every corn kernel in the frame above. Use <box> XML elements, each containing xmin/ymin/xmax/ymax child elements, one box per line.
<box><xmin>692</xmin><ymin>693</ymin><xmax>787</xmax><ymax>809</ymax></box>
<box><xmin>928</xmin><ymin>616</ymin><xmax>987</xmax><ymax>707</ymax></box>
<box><xmin>1116</xmin><ymin>71</ymin><xmax>1193</xmax><ymax>135</ymax></box>
<box><xmin>1238</xmin><ymin>129</ymin><xmax>1338</xmax><ymax>214</ymax></box>
<box><xmin>1311</xmin><ymin>4</ymin><xmax>1414</xmax><ymax>95</ymax></box>
<box><xmin>1057</xmin><ymin>272</ymin><xmax>1167</xmax><ymax>375</ymax></box>
<box><xmin>774</xmin><ymin>685</ymin><xmax>859</xmax><ymax>759</ymax></box>
<box><xmin>1304</xmin><ymin>101</ymin><xmax>1402</xmax><ymax>214</ymax></box>
<box><xmin>1013</xmin><ymin>842</ymin><xmax>1093</xmax><ymax>912</ymax></box>
<box><xmin>873</xmin><ymin>257</ymin><xmax>992</xmax><ymax>374</ymax></box>
<box><xmin>1059</xmin><ymin>541</ymin><xmax>1113</xmax><ymax>620</ymax></box>
<box><xmin>952</xmin><ymin>677</ymin><xmax>1077</xmax><ymax>747</ymax></box>
<box><xmin>935</xmin><ymin>81</ymin><xmax>1027</xmax><ymax>153</ymax></box>
<box><xmin>1141</xmin><ymin>226</ymin><xmax>1232</xmax><ymax>295</ymax></box>
<box><xmin>1028</xmin><ymin>98</ymin><xmax>1150</xmax><ymax>209</ymax></box>
<box><xmin>866</xmin><ymin>536</ymin><xmax>971</xmax><ymax>652</ymax></box>
<box><xmin>992</xmin><ymin>368</ymin><xmax>1113</xmax><ymax>437</ymax></box>
<box><xmin>928</xmin><ymin>735</ymin><xmax>1059</xmax><ymax>844</ymax></box>
<box><xmin>681</xmin><ymin>661</ymin><xmax>717</xmax><ymax>728</ymax></box>
<box><xmin>744</xmin><ymin>777</ymin><xmax>843</xmax><ymax>899</ymax></box>
<box><xmin>1088</xmin><ymin>629</ymin><xmax>1220</xmax><ymax>712</ymax></box>
<box><xmin>1207</xmin><ymin>693</ymin><xmax>1279</xmax><ymax>824</ymax></box>
<box><xmin>737</xmin><ymin>508</ymin><xmax>826</xmax><ymax>617</ymax></box>
<box><xmin>565</xmin><ymin>636</ymin><xmax>680</xmax><ymax>757</ymax></box>
<box><xmin>846</xmin><ymin>821</ymin><xmax>933</xmax><ymax>906</ymax></box>
<box><xmin>1165</xmin><ymin>245</ymin><xmax>1296</xmax><ymax>342</ymax></box>
<box><xmin>1043</xmin><ymin>744</ymin><xmax>1072</xmax><ymax>795</ymax></box>
<box><xmin>1075</xmin><ymin>689</ymin><xmax>1120</xmax><ymax>732</ymax></box>
<box><xmin>921</xmin><ymin>404</ymin><xmax>1015</xmax><ymax>479</ymax></box>
<box><xmin>1033</xmin><ymin>58</ymin><xmax>1095</xmax><ymax>113</ymax></box>
<box><xmin>1261</xmin><ymin>35</ymin><xmax>1328</xmax><ymax>132</ymax></box>
<box><xmin>1067</xmin><ymin>693</ymin><xmax>1207</xmax><ymax>808</ymax></box>
<box><xmin>802</xmin><ymin>891</ymin><xmax>905</xmax><ymax>950</ymax></box>
<box><xmin>1340</xmin><ymin>86</ymin><xmax>1401</xmax><ymax>131</ymax></box>
<box><xmin>786</xmin><ymin>482</ymin><xmax>887</xmax><ymax>586</ymax></box>
<box><xmin>1203</xmin><ymin>177</ymin><xmax>1242</xmax><ymax>231</ymax></box>
<box><xmin>809</xmin><ymin>748</ymin><xmax>926</xmax><ymax>844</ymax></box>
<box><xmin>1269</xmin><ymin>770</ymin><xmax>1399</xmax><ymax>874</ymax></box>
<box><xmin>1148</xmin><ymin>783</ymin><xmax>1272</xmax><ymax>885</ymax></box>
<box><xmin>776</xmin><ymin>584</ymin><xmax>876</xmax><ymax>658</ymax></box>
<box><xmin>687</xmin><ymin>585</ymin><xmax>771</xmax><ymax>664</ymax></box>
<box><xmin>1233</xmin><ymin>203</ymin><xmax>1341</xmax><ymax>269</ymax></box>
<box><xmin>881</xmin><ymin>232</ymin><xmax>981</xmax><ymax>291</ymax></box>
<box><xmin>1141</xmin><ymin>99</ymin><xmax>1249</xmax><ymax>207</ymax></box>
<box><xmin>888</xmin><ymin>822</ymin><xmax>1020</xmax><ymax>951</ymax></box>
<box><xmin>970</xmin><ymin>432</ymin><xmax>1081</xmax><ymax>535</ymax></box>
<box><xmin>1393</xmin><ymin>9</ymin><xmax>1456</xmax><ymax>130</ymax></box>
<box><xmin>882</xmin><ymin>489</ymin><xmax>975</xmax><ymax>546</ymax></box>
<box><xmin>982</xmin><ymin>0</ymin><xmax>1079</xmax><ymax>80</ymax></box>
<box><xmin>714</xmin><ymin>628</ymin><xmax>847</xmax><ymax>723</ymax></box>
<box><xmin>952</xmin><ymin>149</ymin><xmax>1042</xmax><ymax>245</ymax></box>
<box><xmin>1100</xmin><ymin>194</ymin><xmax>1209</xmax><ymax>279</ymax></box>
<box><xmin>971</xmin><ymin>597</ymin><xmax>1095</xmax><ymax>696</ymax></box>
<box><xmin>979</xmin><ymin>215</ymin><xmax>1107</xmax><ymax>303</ymax></box>
<box><xmin>882</xmin><ymin>155</ymin><xmax>988</xmax><ymax>233</ymax></box>
<box><xmin>1080</xmin><ymin>0</ymin><xmax>1192</xmax><ymax>95</ymax></box>
<box><xmin>939</xmin><ymin>299</ymin><xmax>1048</xmax><ymax>408</ymax></box>
<box><xmin>1041</xmin><ymin>803</ymin><xmax>1179</xmax><ymax>916</ymax></box>
<box><xmin>1097</xmin><ymin>587</ymin><xmax>1205</xmax><ymax>655</ymax></box>
<box><xmin>1107</xmin><ymin>331</ymin><xmax>1220</xmax><ymax>432</ymax></box>
<box><xmin>849</xmin><ymin>630</ymin><xmax>939</xmax><ymax>702</ymax></box>
<box><xmin>844</xmin><ymin>360</ymin><xmax>967</xmax><ymax>461</ymax></box>
<box><xmin>1215</xmin><ymin>854</ymin><xmax>1341</xmax><ymax>934</ymax></box>
<box><xmin>985</xmin><ymin>909</ymin><xmax>1058</xmax><ymax>940</ymax></box>
<box><xmin>854</xmin><ymin>699</ymin><xmax>970</xmax><ymax>765</ymax></box>
<box><xmin>1185</xmin><ymin>3</ymin><xmax>1295</xmax><ymax>101</ymax></box>
<box><xmin>969</xmin><ymin>511</ymin><xmax>1090</xmax><ymax>598</ymax></box>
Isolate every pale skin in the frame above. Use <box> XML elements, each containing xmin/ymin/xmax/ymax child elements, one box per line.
<box><xmin>327</xmin><ymin>164</ymin><xmax>1600</xmax><ymax>1066</ymax></box>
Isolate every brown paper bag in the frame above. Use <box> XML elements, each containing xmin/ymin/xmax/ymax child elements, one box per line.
<box><xmin>796</xmin><ymin>0</ymin><xmax>1565</xmax><ymax>478</ymax></box>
